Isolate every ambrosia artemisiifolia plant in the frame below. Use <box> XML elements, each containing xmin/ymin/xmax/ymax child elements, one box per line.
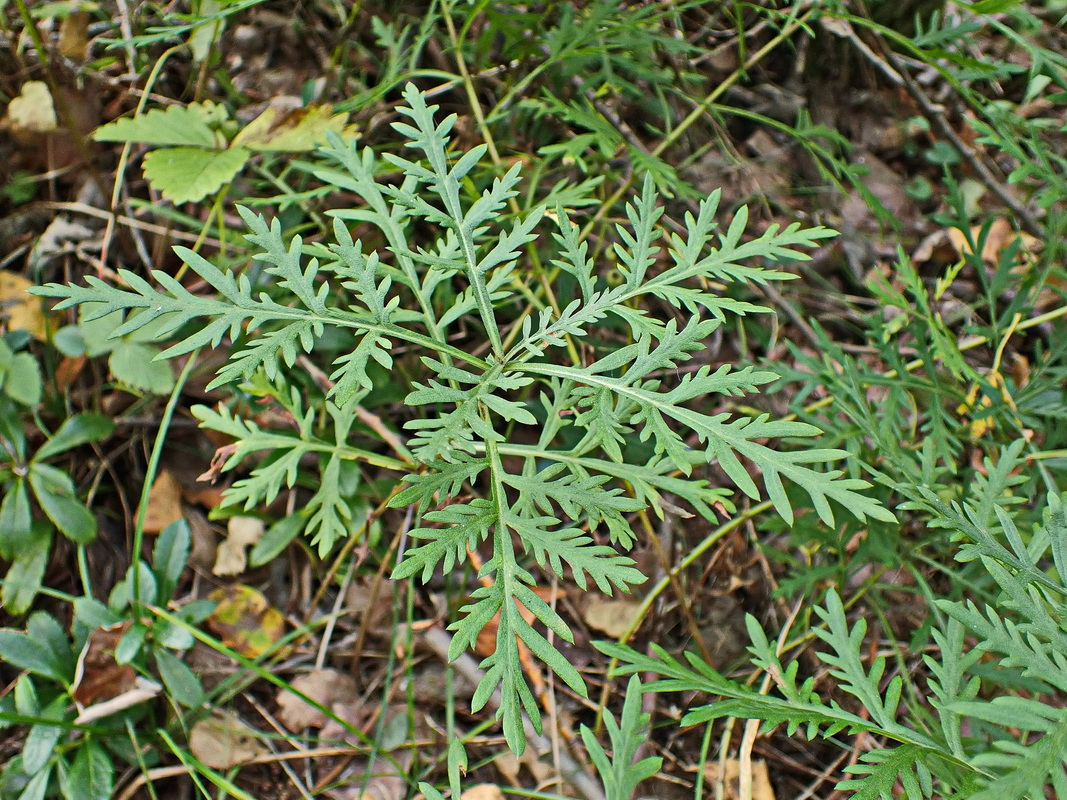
<box><xmin>604</xmin><ymin>445</ymin><xmax>1067</xmax><ymax>800</ymax></box>
<box><xmin>34</xmin><ymin>83</ymin><xmax>893</xmax><ymax>753</ymax></box>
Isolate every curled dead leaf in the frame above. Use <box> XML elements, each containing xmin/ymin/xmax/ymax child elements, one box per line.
<box><xmin>72</xmin><ymin>622</ymin><xmax>163</xmax><ymax>724</ymax></box>
<box><xmin>72</xmin><ymin>622</ymin><xmax>137</xmax><ymax>708</ymax></box>
<box><xmin>198</xmin><ymin>442</ymin><xmax>239</xmax><ymax>483</ymax></box>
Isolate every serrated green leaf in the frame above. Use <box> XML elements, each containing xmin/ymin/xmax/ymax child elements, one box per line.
<box><xmin>108</xmin><ymin>562</ymin><xmax>157</xmax><ymax>611</ymax></box>
<box><xmin>507</xmin><ymin>509</ymin><xmax>644</xmax><ymax>593</ymax></box>
<box><xmin>393</xmin><ymin>500</ymin><xmax>495</xmax><ymax>582</ymax></box>
<box><xmin>94</xmin><ymin>102</ymin><xmax>224</xmax><ymax>147</ymax></box>
<box><xmin>108</xmin><ymin>341</ymin><xmax>175</xmax><ymax>394</ymax></box>
<box><xmin>0</xmin><ymin>479</ymin><xmax>33</xmax><ymax>558</ymax></box>
<box><xmin>142</xmin><ymin>146</ymin><xmax>249</xmax><ymax>203</ymax></box>
<box><xmin>390</xmin><ymin>458</ymin><xmax>487</xmax><ymax>511</ymax></box>
<box><xmin>304</xmin><ymin>453</ymin><xmax>356</xmax><ymax>557</ymax></box>
<box><xmin>153</xmin><ymin>519</ymin><xmax>191</xmax><ymax>604</ymax></box>
<box><xmin>837</xmin><ymin>746</ymin><xmax>930</xmax><ymax>800</ymax></box>
<box><xmin>34</xmin><ymin>83</ymin><xmax>905</xmax><ymax>765</ymax></box>
<box><xmin>17</xmin><ymin>765</ymin><xmax>51</xmax><ymax>800</ymax></box>
<box><xmin>527</xmin><ymin>360</ymin><xmax>894</xmax><ymax>525</ymax></box>
<box><xmin>73</xmin><ymin>596</ymin><xmax>120</xmax><ymax>630</ymax></box>
<box><xmin>23</xmin><ymin>697</ymin><xmax>66</xmax><ymax>774</ymax></box>
<box><xmin>14</xmin><ymin>673</ymin><xmax>39</xmax><ymax>716</ymax></box>
<box><xmin>582</xmin><ymin>675</ymin><xmax>662</xmax><ymax>800</ymax></box>
<box><xmin>0</xmin><ymin>619</ymin><xmax>71</xmax><ymax>684</ymax></box>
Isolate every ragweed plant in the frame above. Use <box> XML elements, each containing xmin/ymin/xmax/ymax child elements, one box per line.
<box><xmin>34</xmin><ymin>83</ymin><xmax>893</xmax><ymax>753</ymax></box>
<box><xmin>605</xmin><ymin>443</ymin><xmax>1067</xmax><ymax>800</ymax></box>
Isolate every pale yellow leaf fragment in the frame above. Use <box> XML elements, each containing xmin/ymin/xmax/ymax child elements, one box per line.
<box><xmin>213</xmin><ymin>515</ymin><xmax>265</xmax><ymax>575</ymax></box>
<box><xmin>6</xmin><ymin>81</ymin><xmax>57</xmax><ymax>132</ymax></box>
<box><xmin>460</xmin><ymin>785</ymin><xmax>505</xmax><ymax>800</ymax></box>
<box><xmin>0</xmin><ymin>271</ymin><xmax>51</xmax><ymax>340</ymax></box>
<box><xmin>232</xmin><ymin>102</ymin><xmax>350</xmax><ymax>152</ymax></box>
<box><xmin>59</xmin><ymin>12</ymin><xmax>91</xmax><ymax>60</ymax></box>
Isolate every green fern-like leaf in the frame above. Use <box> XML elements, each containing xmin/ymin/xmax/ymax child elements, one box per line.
<box><xmin>612</xmin><ymin>446</ymin><xmax>1067</xmax><ymax>798</ymax></box>
<box><xmin>35</xmin><ymin>81</ymin><xmax>896</xmax><ymax>756</ymax></box>
<box><xmin>581</xmin><ymin>675</ymin><xmax>663</xmax><ymax>800</ymax></box>
<box><xmin>837</xmin><ymin>746</ymin><xmax>935</xmax><ymax>800</ymax></box>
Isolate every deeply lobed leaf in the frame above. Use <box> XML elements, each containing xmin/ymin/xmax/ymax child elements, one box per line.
<box><xmin>35</xmin><ymin>81</ymin><xmax>894</xmax><ymax>757</ymax></box>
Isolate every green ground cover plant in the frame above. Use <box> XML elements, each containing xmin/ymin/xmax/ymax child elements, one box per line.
<box><xmin>606</xmin><ymin>448</ymin><xmax>1067</xmax><ymax>800</ymax></box>
<box><xmin>3</xmin><ymin>1</ymin><xmax>1067</xmax><ymax>798</ymax></box>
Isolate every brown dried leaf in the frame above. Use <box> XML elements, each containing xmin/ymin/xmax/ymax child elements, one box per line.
<box><xmin>197</xmin><ymin>442</ymin><xmax>238</xmax><ymax>484</ymax></box>
<box><xmin>141</xmin><ymin>470</ymin><xmax>184</xmax><ymax>534</ymax></box>
<box><xmin>276</xmin><ymin>668</ymin><xmax>359</xmax><ymax>731</ymax></box>
<box><xmin>189</xmin><ymin>712</ymin><xmax>266</xmax><ymax>769</ymax></box>
<box><xmin>187</xmin><ymin>509</ymin><xmax>218</xmax><ymax>572</ymax></box>
<box><xmin>72</xmin><ymin>622</ymin><xmax>137</xmax><ymax>708</ymax></box>
<box><xmin>946</xmin><ymin>217</ymin><xmax>1041</xmax><ymax>267</ymax></box>
<box><xmin>582</xmin><ymin>596</ymin><xmax>643</xmax><ymax>638</ymax></box>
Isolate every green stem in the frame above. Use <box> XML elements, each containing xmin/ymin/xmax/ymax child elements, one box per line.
<box><xmin>130</xmin><ymin>352</ymin><xmax>199</xmax><ymax>615</ymax></box>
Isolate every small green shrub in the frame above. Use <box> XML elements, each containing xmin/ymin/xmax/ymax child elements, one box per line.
<box><xmin>33</xmin><ymin>83</ymin><xmax>893</xmax><ymax>754</ymax></box>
